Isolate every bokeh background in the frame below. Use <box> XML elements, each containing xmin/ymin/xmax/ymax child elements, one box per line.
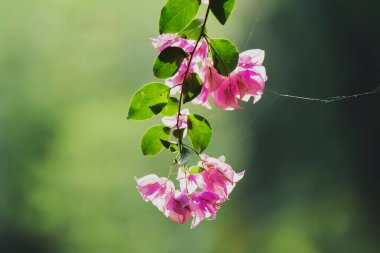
<box><xmin>1</xmin><ymin>0</ymin><xmax>379</xmax><ymax>252</ymax></box>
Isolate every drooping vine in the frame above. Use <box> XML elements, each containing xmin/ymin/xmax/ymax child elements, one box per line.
<box><xmin>128</xmin><ymin>0</ymin><xmax>266</xmax><ymax>228</ymax></box>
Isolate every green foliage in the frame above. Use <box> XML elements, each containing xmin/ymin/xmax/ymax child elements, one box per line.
<box><xmin>173</xmin><ymin>127</ymin><xmax>185</xmax><ymax>139</ymax></box>
<box><xmin>187</xmin><ymin>114</ymin><xmax>212</xmax><ymax>152</ymax></box>
<box><xmin>179</xmin><ymin>18</ymin><xmax>206</xmax><ymax>40</ymax></box>
<box><xmin>189</xmin><ymin>165</ymin><xmax>205</xmax><ymax>174</ymax></box>
<box><xmin>159</xmin><ymin>0</ymin><xmax>201</xmax><ymax>34</ymax></box>
<box><xmin>153</xmin><ymin>47</ymin><xmax>188</xmax><ymax>79</ymax></box>
<box><xmin>160</xmin><ymin>139</ymin><xmax>178</xmax><ymax>152</ymax></box>
<box><xmin>175</xmin><ymin>147</ymin><xmax>192</xmax><ymax>165</ymax></box>
<box><xmin>183</xmin><ymin>73</ymin><xmax>202</xmax><ymax>103</ymax></box>
<box><xmin>160</xmin><ymin>97</ymin><xmax>179</xmax><ymax>116</ymax></box>
<box><xmin>127</xmin><ymin>83</ymin><xmax>170</xmax><ymax>120</ymax></box>
<box><xmin>210</xmin><ymin>0</ymin><xmax>236</xmax><ymax>25</ymax></box>
<box><xmin>209</xmin><ymin>38</ymin><xmax>239</xmax><ymax>76</ymax></box>
<box><xmin>141</xmin><ymin>125</ymin><xmax>171</xmax><ymax>155</ymax></box>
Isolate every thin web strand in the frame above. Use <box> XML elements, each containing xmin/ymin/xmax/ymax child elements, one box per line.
<box><xmin>267</xmin><ymin>85</ymin><xmax>380</xmax><ymax>103</ymax></box>
<box><xmin>243</xmin><ymin>16</ymin><xmax>380</xmax><ymax>104</ymax></box>
<box><xmin>223</xmin><ymin>17</ymin><xmax>379</xmax><ymax>156</ymax></box>
<box><xmin>243</xmin><ymin>14</ymin><xmax>261</xmax><ymax>50</ymax></box>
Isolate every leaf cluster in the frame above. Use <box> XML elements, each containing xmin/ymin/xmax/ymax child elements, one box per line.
<box><xmin>128</xmin><ymin>0</ymin><xmax>239</xmax><ymax>165</ymax></box>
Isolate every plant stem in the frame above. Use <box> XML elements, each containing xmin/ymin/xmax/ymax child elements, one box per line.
<box><xmin>182</xmin><ymin>143</ymin><xmax>202</xmax><ymax>159</ymax></box>
<box><xmin>176</xmin><ymin>5</ymin><xmax>211</xmax><ymax>152</ymax></box>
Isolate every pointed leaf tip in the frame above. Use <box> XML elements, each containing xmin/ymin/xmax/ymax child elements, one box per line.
<box><xmin>141</xmin><ymin>125</ymin><xmax>171</xmax><ymax>156</ymax></box>
<box><xmin>127</xmin><ymin>83</ymin><xmax>170</xmax><ymax>120</ymax></box>
<box><xmin>210</xmin><ymin>0</ymin><xmax>236</xmax><ymax>25</ymax></box>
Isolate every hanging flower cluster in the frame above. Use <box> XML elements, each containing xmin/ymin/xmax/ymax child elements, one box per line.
<box><xmin>128</xmin><ymin>0</ymin><xmax>267</xmax><ymax>228</ymax></box>
<box><xmin>135</xmin><ymin>154</ymin><xmax>244</xmax><ymax>228</ymax></box>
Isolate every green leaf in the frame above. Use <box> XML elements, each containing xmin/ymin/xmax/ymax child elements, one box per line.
<box><xmin>159</xmin><ymin>0</ymin><xmax>201</xmax><ymax>34</ymax></box>
<box><xmin>160</xmin><ymin>139</ymin><xmax>178</xmax><ymax>152</ymax></box>
<box><xmin>179</xmin><ymin>18</ymin><xmax>206</xmax><ymax>40</ymax></box>
<box><xmin>173</xmin><ymin>128</ymin><xmax>185</xmax><ymax>139</ymax></box>
<box><xmin>209</xmin><ymin>38</ymin><xmax>239</xmax><ymax>76</ymax></box>
<box><xmin>141</xmin><ymin>125</ymin><xmax>171</xmax><ymax>156</ymax></box>
<box><xmin>176</xmin><ymin>147</ymin><xmax>192</xmax><ymax>165</ymax></box>
<box><xmin>183</xmin><ymin>73</ymin><xmax>202</xmax><ymax>103</ymax></box>
<box><xmin>160</xmin><ymin>97</ymin><xmax>179</xmax><ymax>116</ymax></box>
<box><xmin>189</xmin><ymin>166</ymin><xmax>205</xmax><ymax>174</ymax></box>
<box><xmin>127</xmin><ymin>83</ymin><xmax>170</xmax><ymax>120</ymax></box>
<box><xmin>153</xmin><ymin>47</ymin><xmax>188</xmax><ymax>79</ymax></box>
<box><xmin>210</xmin><ymin>0</ymin><xmax>236</xmax><ymax>25</ymax></box>
<box><xmin>187</xmin><ymin>114</ymin><xmax>212</xmax><ymax>152</ymax></box>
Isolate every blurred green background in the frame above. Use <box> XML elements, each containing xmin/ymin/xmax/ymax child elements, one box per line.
<box><xmin>1</xmin><ymin>0</ymin><xmax>379</xmax><ymax>252</ymax></box>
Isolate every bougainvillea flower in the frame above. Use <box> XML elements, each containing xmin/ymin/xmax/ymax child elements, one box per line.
<box><xmin>198</xmin><ymin>154</ymin><xmax>245</xmax><ymax>202</ymax></box>
<box><xmin>195</xmin><ymin>62</ymin><xmax>223</xmax><ymax>109</ymax></box>
<box><xmin>165</xmin><ymin>60</ymin><xmax>198</xmax><ymax>89</ymax></box>
<box><xmin>177</xmin><ymin>167</ymin><xmax>202</xmax><ymax>194</ymax></box>
<box><xmin>151</xmin><ymin>33</ymin><xmax>208</xmax><ymax>57</ymax></box>
<box><xmin>197</xmin><ymin>49</ymin><xmax>267</xmax><ymax>110</ymax></box>
<box><xmin>152</xmin><ymin>34</ymin><xmax>208</xmax><ymax>92</ymax></box>
<box><xmin>201</xmin><ymin>61</ymin><xmax>224</xmax><ymax>92</ymax></box>
<box><xmin>189</xmin><ymin>191</ymin><xmax>220</xmax><ymax>228</ymax></box>
<box><xmin>199</xmin><ymin>63</ymin><xmax>242</xmax><ymax>110</ymax></box>
<box><xmin>151</xmin><ymin>33</ymin><xmax>179</xmax><ymax>52</ymax></box>
<box><xmin>166</xmin><ymin>41</ymin><xmax>208</xmax><ymax>91</ymax></box>
<box><xmin>165</xmin><ymin>191</ymin><xmax>192</xmax><ymax>224</ymax></box>
<box><xmin>161</xmin><ymin>108</ymin><xmax>189</xmax><ymax>137</ymax></box>
<box><xmin>193</xmin><ymin>39</ymin><xmax>208</xmax><ymax>63</ymax></box>
<box><xmin>192</xmin><ymin>84</ymin><xmax>211</xmax><ymax>109</ymax></box>
<box><xmin>212</xmin><ymin>76</ymin><xmax>242</xmax><ymax>110</ymax></box>
<box><xmin>135</xmin><ymin>174</ymin><xmax>174</xmax><ymax>212</ymax></box>
<box><xmin>151</xmin><ymin>33</ymin><xmax>197</xmax><ymax>54</ymax></box>
<box><xmin>235</xmin><ymin>49</ymin><xmax>267</xmax><ymax>103</ymax></box>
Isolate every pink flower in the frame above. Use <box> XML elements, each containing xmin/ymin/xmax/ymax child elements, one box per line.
<box><xmin>199</xmin><ymin>62</ymin><xmax>242</xmax><ymax>110</ymax></box>
<box><xmin>151</xmin><ymin>34</ymin><xmax>208</xmax><ymax>56</ymax></box>
<box><xmin>151</xmin><ymin>33</ymin><xmax>179</xmax><ymax>52</ymax></box>
<box><xmin>177</xmin><ymin>167</ymin><xmax>202</xmax><ymax>194</ymax></box>
<box><xmin>198</xmin><ymin>154</ymin><xmax>245</xmax><ymax>202</ymax></box>
<box><xmin>151</xmin><ymin>33</ymin><xmax>196</xmax><ymax>54</ymax></box>
<box><xmin>198</xmin><ymin>49</ymin><xmax>267</xmax><ymax>110</ymax></box>
<box><xmin>152</xmin><ymin>34</ymin><xmax>208</xmax><ymax>88</ymax></box>
<box><xmin>161</xmin><ymin>108</ymin><xmax>189</xmax><ymax>137</ymax></box>
<box><xmin>235</xmin><ymin>49</ymin><xmax>267</xmax><ymax>103</ymax></box>
<box><xmin>193</xmin><ymin>39</ymin><xmax>208</xmax><ymax>63</ymax></box>
<box><xmin>195</xmin><ymin>62</ymin><xmax>227</xmax><ymax>109</ymax></box>
<box><xmin>212</xmin><ymin>76</ymin><xmax>242</xmax><ymax>110</ymax></box>
<box><xmin>192</xmin><ymin>84</ymin><xmax>212</xmax><ymax>109</ymax></box>
<box><xmin>202</xmin><ymin>62</ymin><xmax>224</xmax><ymax>92</ymax></box>
<box><xmin>165</xmin><ymin>191</ymin><xmax>192</xmax><ymax>224</ymax></box>
<box><xmin>165</xmin><ymin>61</ymin><xmax>197</xmax><ymax>89</ymax></box>
<box><xmin>135</xmin><ymin>174</ymin><xmax>174</xmax><ymax>212</ymax></box>
<box><xmin>189</xmin><ymin>191</ymin><xmax>220</xmax><ymax>228</ymax></box>
<box><xmin>135</xmin><ymin>154</ymin><xmax>244</xmax><ymax>228</ymax></box>
<box><xmin>166</xmin><ymin>40</ymin><xmax>208</xmax><ymax>89</ymax></box>
<box><xmin>239</xmin><ymin>49</ymin><xmax>265</xmax><ymax>68</ymax></box>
